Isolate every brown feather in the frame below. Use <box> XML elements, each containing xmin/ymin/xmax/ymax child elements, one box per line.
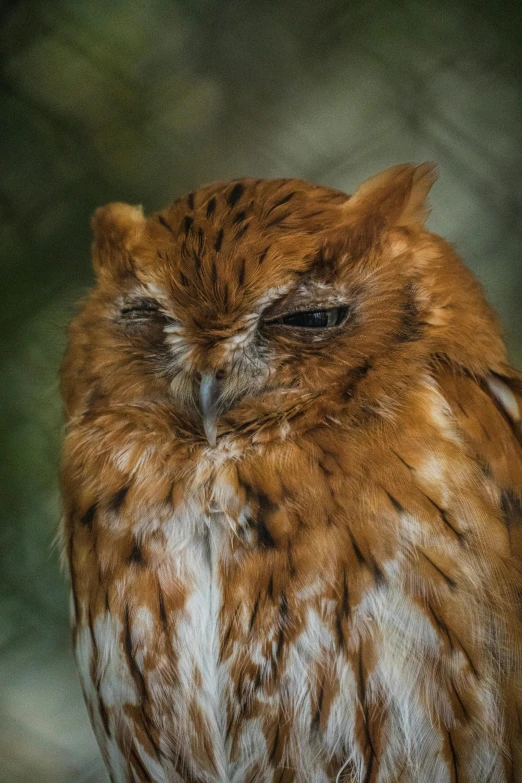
<box><xmin>61</xmin><ymin>165</ymin><xmax>522</xmax><ymax>782</ymax></box>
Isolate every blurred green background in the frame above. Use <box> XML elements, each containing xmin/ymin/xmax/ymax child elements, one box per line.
<box><xmin>0</xmin><ymin>0</ymin><xmax>520</xmax><ymax>780</ymax></box>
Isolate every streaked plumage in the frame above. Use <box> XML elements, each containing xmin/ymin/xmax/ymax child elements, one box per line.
<box><xmin>61</xmin><ymin>164</ymin><xmax>522</xmax><ymax>782</ymax></box>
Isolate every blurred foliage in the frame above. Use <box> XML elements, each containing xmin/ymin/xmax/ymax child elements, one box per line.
<box><xmin>0</xmin><ymin>0</ymin><xmax>520</xmax><ymax>780</ymax></box>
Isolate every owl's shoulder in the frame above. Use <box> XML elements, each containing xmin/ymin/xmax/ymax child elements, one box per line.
<box><xmin>435</xmin><ymin>365</ymin><xmax>522</xmax><ymax>553</ymax></box>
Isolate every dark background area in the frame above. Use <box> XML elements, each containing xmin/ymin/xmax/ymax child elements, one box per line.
<box><xmin>0</xmin><ymin>0</ymin><xmax>520</xmax><ymax>780</ymax></box>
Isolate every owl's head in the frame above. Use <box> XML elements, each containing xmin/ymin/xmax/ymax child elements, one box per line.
<box><xmin>62</xmin><ymin>164</ymin><xmax>504</xmax><ymax>447</ymax></box>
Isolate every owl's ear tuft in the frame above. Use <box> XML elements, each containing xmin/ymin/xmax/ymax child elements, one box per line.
<box><xmin>348</xmin><ymin>162</ymin><xmax>438</xmax><ymax>228</ymax></box>
<box><xmin>91</xmin><ymin>202</ymin><xmax>145</xmax><ymax>277</ymax></box>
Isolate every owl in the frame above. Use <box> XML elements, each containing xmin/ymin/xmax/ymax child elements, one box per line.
<box><xmin>60</xmin><ymin>163</ymin><xmax>522</xmax><ymax>783</ymax></box>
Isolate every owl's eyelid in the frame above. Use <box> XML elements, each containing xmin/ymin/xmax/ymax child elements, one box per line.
<box><xmin>121</xmin><ymin>305</ymin><xmax>159</xmax><ymax>314</ymax></box>
<box><xmin>120</xmin><ymin>297</ymin><xmax>163</xmax><ymax>316</ymax></box>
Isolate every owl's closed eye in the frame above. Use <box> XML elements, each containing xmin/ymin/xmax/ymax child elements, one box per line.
<box><xmin>61</xmin><ymin>164</ymin><xmax>522</xmax><ymax>783</ymax></box>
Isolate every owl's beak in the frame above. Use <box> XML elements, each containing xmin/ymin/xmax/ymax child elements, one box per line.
<box><xmin>198</xmin><ymin>372</ymin><xmax>222</xmax><ymax>447</ymax></box>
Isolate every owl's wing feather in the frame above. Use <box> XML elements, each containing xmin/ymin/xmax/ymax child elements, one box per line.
<box><xmin>437</xmin><ymin>365</ymin><xmax>522</xmax><ymax>547</ymax></box>
<box><xmin>430</xmin><ymin>366</ymin><xmax>522</xmax><ymax>777</ymax></box>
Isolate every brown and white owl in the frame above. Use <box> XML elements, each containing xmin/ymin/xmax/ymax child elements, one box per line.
<box><xmin>60</xmin><ymin>164</ymin><xmax>522</xmax><ymax>782</ymax></box>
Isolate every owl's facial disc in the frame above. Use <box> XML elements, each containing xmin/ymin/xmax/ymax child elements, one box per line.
<box><xmin>115</xmin><ymin>270</ymin><xmax>356</xmax><ymax>445</ymax></box>
<box><xmin>194</xmin><ymin>302</ymin><xmax>350</xmax><ymax>445</ymax></box>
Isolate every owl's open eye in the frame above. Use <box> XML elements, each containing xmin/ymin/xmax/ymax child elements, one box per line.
<box><xmin>266</xmin><ymin>306</ymin><xmax>349</xmax><ymax>329</ymax></box>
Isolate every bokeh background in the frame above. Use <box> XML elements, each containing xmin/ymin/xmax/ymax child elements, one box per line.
<box><xmin>0</xmin><ymin>0</ymin><xmax>520</xmax><ymax>780</ymax></box>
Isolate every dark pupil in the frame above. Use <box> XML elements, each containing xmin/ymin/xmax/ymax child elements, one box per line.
<box><xmin>284</xmin><ymin>310</ymin><xmax>329</xmax><ymax>327</ymax></box>
<box><xmin>279</xmin><ymin>307</ymin><xmax>346</xmax><ymax>328</ymax></box>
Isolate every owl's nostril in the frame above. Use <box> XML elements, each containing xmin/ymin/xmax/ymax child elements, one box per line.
<box><xmin>215</xmin><ymin>369</ymin><xmax>226</xmax><ymax>381</ymax></box>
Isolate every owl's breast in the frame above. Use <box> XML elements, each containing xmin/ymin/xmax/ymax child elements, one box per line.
<box><xmin>69</xmin><ymin>412</ymin><xmax>522</xmax><ymax>782</ymax></box>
